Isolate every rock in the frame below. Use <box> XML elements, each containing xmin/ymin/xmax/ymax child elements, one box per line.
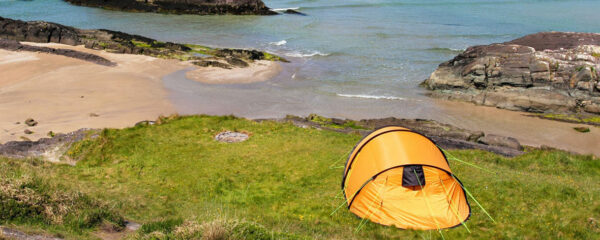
<box><xmin>1</xmin><ymin>227</ymin><xmax>63</xmax><ymax>240</ymax></box>
<box><xmin>284</xmin><ymin>9</ymin><xmax>307</xmax><ymax>16</ymax></box>
<box><xmin>193</xmin><ymin>60</ymin><xmax>232</xmax><ymax>69</ymax></box>
<box><xmin>226</xmin><ymin>58</ymin><xmax>249</xmax><ymax>67</ymax></box>
<box><xmin>570</xmin><ymin>67</ymin><xmax>594</xmax><ymax>86</ymax></box>
<box><xmin>135</xmin><ymin>120</ymin><xmax>156</xmax><ymax>127</ymax></box>
<box><xmin>215</xmin><ymin>131</ymin><xmax>249</xmax><ymax>143</ymax></box>
<box><xmin>24</xmin><ymin>118</ymin><xmax>38</xmax><ymax>127</ymax></box>
<box><xmin>0</xmin><ymin>16</ymin><xmax>280</xmax><ymax>69</ymax></box>
<box><xmin>506</xmin><ymin>32</ymin><xmax>600</xmax><ymax>51</ymax></box>
<box><xmin>63</xmin><ymin>0</ymin><xmax>277</xmax><ymax>15</ymax></box>
<box><xmin>89</xmin><ymin>113</ymin><xmax>100</xmax><ymax>117</ymax></box>
<box><xmin>125</xmin><ymin>221</ymin><xmax>142</xmax><ymax>231</ymax></box>
<box><xmin>0</xmin><ymin>128</ymin><xmax>94</xmax><ymax>161</ymax></box>
<box><xmin>584</xmin><ymin>103</ymin><xmax>600</xmax><ymax>114</ymax></box>
<box><xmin>273</xmin><ymin>115</ymin><xmax>524</xmax><ymax>157</ymax></box>
<box><xmin>477</xmin><ymin>134</ymin><xmax>523</xmax><ymax>151</ymax></box>
<box><xmin>424</xmin><ymin>32</ymin><xmax>600</xmax><ymax>117</ymax></box>
<box><xmin>529</xmin><ymin>61</ymin><xmax>550</xmax><ymax>73</ymax></box>
<box><xmin>573</xmin><ymin>127</ymin><xmax>590</xmax><ymax>133</ymax></box>
<box><xmin>24</xmin><ymin>129</ymin><xmax>34</xmax><ymax>135</ymax></box>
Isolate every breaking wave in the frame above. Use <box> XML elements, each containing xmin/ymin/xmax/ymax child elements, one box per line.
<box><xmin>269</xmin><ymin>40</ymin><xmax>287</xmax><ymax>46</ymax></box>
<box><xmin>336</xmin><ymin>94</ymin><xmax>405</xmax><ymax>100</ymax></box>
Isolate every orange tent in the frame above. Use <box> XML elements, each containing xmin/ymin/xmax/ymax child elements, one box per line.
<box><xmin>342</xmin><ymin>126</ymin><xmax>470</xmax><ymax>230</ymax></box>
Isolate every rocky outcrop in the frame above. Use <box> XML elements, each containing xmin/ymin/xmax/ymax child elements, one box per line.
<box><xmin>423</xmin><ymin>32</ymin><xmax>600</xmax><ymax>116</ymax></box>
<box><xmin>268</xmin><ymin>115</ymin><xmax>525</xmax><ymax>157</ymax></box>
<box><xmin>0</xmin><ymin>16</ymin><xmax>284</xmax><ymax>69</ymax></box>
<box><xmin>0</xmin><ymin>39</ymin><xmax>115</xmax><ymax>66</ymax></box>
<box><xmin>63</xmin><ymin>0</ymin><xmax>277</xmax><ymax>15</ymax></box>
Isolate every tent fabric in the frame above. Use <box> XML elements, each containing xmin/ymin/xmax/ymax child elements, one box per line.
<box><xmin>342</xmin><ymin>126</ymin><xmax>470</xmax><ymax>230</ymax></box>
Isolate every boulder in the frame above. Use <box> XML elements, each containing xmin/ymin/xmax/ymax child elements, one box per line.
<box><xmin>424</xmin><ymin>32</ymin><xmax>600</xmax><ymax>116</ymax></box>
<box><xmin>477</xmin><ymin>134</ymin><xmax>523</xmax><ymax>151</ymax></box>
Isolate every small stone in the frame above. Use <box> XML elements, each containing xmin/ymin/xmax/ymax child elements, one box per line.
<box><xmin>215</xmin><ymin>131</ymin><xmax>249</xmax><ymax>143</ymax></box>
<box><xmin>573</xmin><ymin>127</ymin><xmax>590</xmax><ymax>133</ymax></box>
<box><xmin>24</xmin><ymin>129</ymin><xmax>34</xmax><ymax>134</ymax></box>
<box><xmin>15</xmin><ymin>122</ymin><xmax>20</xmax><ymax>125</ymax></box>
<box><xmin>24</xmin><ymin>118</ymin><xmax>38</xmax><ymax>127</ymax></box>
<box><xmin>89</xmin><ymin>113</ymin><xmax>100</xmax><ymax>117</ymax></box>
<box><xmin>125</xmin><ymin>221</ymin><xmax>141</xmax><ymax>231</ymax></box>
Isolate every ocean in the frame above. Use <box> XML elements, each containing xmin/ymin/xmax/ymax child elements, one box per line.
<box><xmin>1</xmin><ymin>0</ymin><xmax>600</xmax><ymax>120</ymax></box>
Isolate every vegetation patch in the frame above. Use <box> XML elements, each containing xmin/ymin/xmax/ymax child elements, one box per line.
<box><xmin>129</xmin><ymin>218</ymin><xmax>299</xmax><ymax>240</ymax></box>
<box><xmin>536</xmin><ymin>113</ymin><xmax>600</xmax><ymax>126</ymax></box>
<box><xmin>0</xmin><ymin>158</ymin><xmax>125</xmax><ymax>238</ymax></box>
<box><xmin>1</xmin><ymin>115</ymin><xmax>599</xmax><ymax>239</ymax></box>
<box><xmin>306</xmin><ymin>114</ymin><xmax>367</xmax><ymax>130</ymax></box>
<box><xmin>573</xmin><ymin>127</ymin><xmax>591</xmax><ymax>133</ymax></box>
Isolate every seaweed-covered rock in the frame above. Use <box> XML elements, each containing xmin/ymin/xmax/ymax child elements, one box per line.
<box><xmin>423</xmin><ymin>32</ymin><xmax>600</xmax><ymax>116</ymax></box>
<box><xmin>63</xmin><ymin>0</ymin><xmax>277</xmax><ymax>15</ymax></box>
<box><xmin>0</xmin><ymin>16</ymin><xmax>282</xmax><ymax>69</ymax></box>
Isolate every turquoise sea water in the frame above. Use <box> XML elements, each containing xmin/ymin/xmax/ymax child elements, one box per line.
<box><xmin>1</xmin><ymin>0</ymin><xmax>600</xmax><ymax>119</ymax></box>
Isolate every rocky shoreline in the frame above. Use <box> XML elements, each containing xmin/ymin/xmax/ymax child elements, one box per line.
<box><xmin>423</xmin><ymin>32</ymin><xmax>600</xmax><ymax>119</ymax></box>
<box><xmin>0</xmin><ymin>39</ymin><xmax>115</xmax><ymax>66</ymax></box>
<box><xmin>63</xmin><ymin>0</ymin><xmax>277</xmax><ymax>15</ymax></box>
<box><xmin>0</xmin><ymin>16</ymin><xmax>285</xmax><ymax>69</ymax></box>
<box><xmin>0</xmin><ymin>114</ymin><xmax>525</xmax><ymax>165</ymax></box>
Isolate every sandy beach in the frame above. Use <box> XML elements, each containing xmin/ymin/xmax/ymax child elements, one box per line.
<box><xmin>1</xmin><ymin>42</ymin><xmax>598</xmax><ymax>156</ymax></box>
<box><xmin>0</xmin><ymin>42</ymin><xmax>281</xmax><ymax>143</ymax></box>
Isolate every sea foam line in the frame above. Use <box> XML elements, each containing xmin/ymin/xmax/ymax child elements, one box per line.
<box><xmin>336</xmin><ymin>94</ymin><xmax>405</xmax><ymax>100</ymax></box>
<box><xmin>272</xmin><ymin>7</ymin><xmax>300</xmax><ymax>11</ymax></box>
<box><xmin>284</xmin><ymin>50</ymin><xmax>329</xmax><ymax>58</ymax></box>
<box><xmin>269</xmin><ymin>40</ymin><xmax>287</xmax><ymax>46</ymax></box>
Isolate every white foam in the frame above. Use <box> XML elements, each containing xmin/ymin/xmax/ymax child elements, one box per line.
<box><xmin>336</xmin><ymin>94</ymin><xmax>405</xmax><ymax>100</ymax></box>
<box><xmin>272</xmin><ymin>7</ymin><xmax>300</xmax><ymax>12</ymax></box>
<box><xmin>283</xmin><ymin>50</ymin><xmax>329</xmax><ymax>58</ymax></box>
<box><xmin>269</xmin><ymin>40</ymin><xmax>287</xmax><ymax>46</ymax></box>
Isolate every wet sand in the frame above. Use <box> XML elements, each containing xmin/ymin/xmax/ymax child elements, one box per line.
<box><xmin>164</xmin><ymin>68</ymin><xmax>600</xmax><ymax>156</ymax></box>
<box><xmin>431</xmin><ymin>100</ymin><xmax>600</xmax><ymax>156</ymax></box>
<box><xmin>186</xmin><ymin>60</ymin><xmax>281</xmax><ymax>84</ymax></box>
<box><xmin>0</xmin><ymin>42</ymin><xmax>283</xmax><ymax>143</ymax></box>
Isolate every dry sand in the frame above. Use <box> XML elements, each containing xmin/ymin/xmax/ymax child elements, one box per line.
<box><xmin>0</xmin><ymin>42</ymin><xmax>280</xmax><ymax>143</ymax></box>
<box><xmin>0</xmin><ymin>43</ymin><xmax>182</xmax><ymax>143</ymax></box>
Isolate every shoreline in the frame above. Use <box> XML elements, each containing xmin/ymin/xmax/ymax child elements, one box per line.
<box><xmin>0</xmin><ymin>42</ymin><xmax>281</xmax><ymax>144</ymax></box>
<box><xmin>1</xmin><ymin>42</ymin><xmax>598</xmax><ymax>156</ymax></box>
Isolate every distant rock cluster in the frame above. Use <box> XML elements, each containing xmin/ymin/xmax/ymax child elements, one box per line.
<box><xmin>0</xmin><ymin>16</ymin><xmax>282</xmax><ymax>69</ymax></box>
<box><xmin>423</xmin><ymin>32</ymin><xmax>600</xmax><ymax>116</ymax></box>
<box><xmin>63</xmin><ymin>0</ymin><xmax>277</xmax><ymax>15</ymax></box>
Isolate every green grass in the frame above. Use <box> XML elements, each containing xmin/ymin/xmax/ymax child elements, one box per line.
<box><xmin>306</xmin><ymin>114</ymin><xmax>367</xmax><ymax>130</ymax></box>
<box><xmin>1</xmin><ymin>115</ymin><xmax>599</xmax><ymax>239</ymax></box>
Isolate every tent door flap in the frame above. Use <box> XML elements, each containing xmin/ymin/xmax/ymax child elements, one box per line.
<box><xmin>402</xmin><ymin>165</ymin><xmax>425</xmax><ymax>187</ymax></box>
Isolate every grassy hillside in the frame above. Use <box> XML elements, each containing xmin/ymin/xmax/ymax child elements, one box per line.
<box><xmin>1</xmin><ymin>115</ymin><xmax>599</xmax><ymax>239</ymax></box>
